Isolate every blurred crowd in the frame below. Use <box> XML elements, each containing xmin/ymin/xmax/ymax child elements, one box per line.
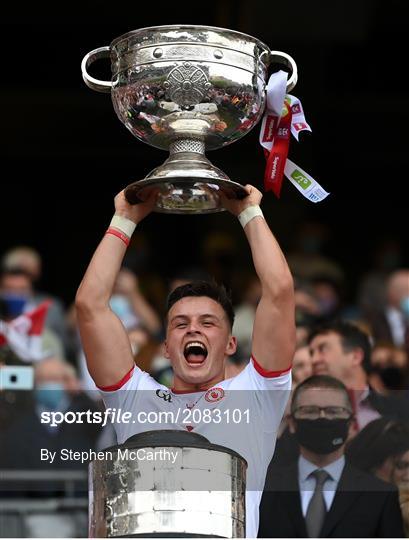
<box><xmin>0</xmin><ymin>225</ymin><xmax>408</xmax><ymax>537</ymax></box>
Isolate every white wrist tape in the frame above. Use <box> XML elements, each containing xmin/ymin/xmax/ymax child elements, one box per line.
<box><xmin>238</xmin><ymin>205</ymin><xmax>264</xmax><ymax>228</ymax></box>
<box><xmin>110</xmin><ymin>215</ymin><xmax>136</xmax><ymax>237</ymax></box>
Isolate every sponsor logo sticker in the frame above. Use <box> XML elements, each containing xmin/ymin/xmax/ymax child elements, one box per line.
<box><xmin>291</xmin><ymin>170</ymin><xmax>312</xmax><ymax>190</ymax></box>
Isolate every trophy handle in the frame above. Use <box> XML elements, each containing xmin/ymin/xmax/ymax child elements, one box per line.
<box><xmin>81</xmin><ymin>47</ymin><xmax>112</xmax><ymax>93</ymax></box>
<box><xmin>263</xmin><ymin>50</ymin><xmax>298</xmax><ymax>92</ymax></box>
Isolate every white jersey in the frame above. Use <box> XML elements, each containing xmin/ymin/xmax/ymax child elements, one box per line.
<box><xmin>99</xmin><ymin>356</ymin><xmax>291</xmax><ymax>538</ymax></box>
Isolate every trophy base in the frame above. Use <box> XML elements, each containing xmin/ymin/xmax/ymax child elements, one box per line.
<box><xmin>125</xmin><ymin>177</ymin><xmax>248</xmax><ymax>214</ymax></box>
<box><xmin>124</xmin><ymin>138</ymin><xmax>248</xmax><ymax>214</ymax></box>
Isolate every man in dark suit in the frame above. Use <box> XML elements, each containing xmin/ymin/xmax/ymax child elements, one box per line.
<box><xmin>258</xmin><ymin>375</ymin><xmax>404</xmax><ymax>538</ymax></box>
<box><xmin>308</xmin><ymin>320</ymin><xmax>409</xmax><ymax>428</ymax></box>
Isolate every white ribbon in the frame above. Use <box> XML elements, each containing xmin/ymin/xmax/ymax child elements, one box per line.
<box><xmin>284</xmin><ymin>159</ymin><xmax>329</xmax><ymax>203</ymax></box>
<box><xmin>259</xmin><ymin>71</ymin><xmax>329</xmax><ymax>202</ymax></box>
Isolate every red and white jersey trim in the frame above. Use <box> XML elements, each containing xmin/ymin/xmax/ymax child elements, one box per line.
<box><xmin>97</xmin><ymin>366</ymin><xmax>135</xmax><ymax>392</ymax></box>
<box><xmin>251</xmin><ymin>354</ymin><xmax>292</xmax><ymax>378</ymax></box>
<box><xmin>98</xmin><ymin>355</ymin><xmax>292</xmax><ymax>392</ymax></box>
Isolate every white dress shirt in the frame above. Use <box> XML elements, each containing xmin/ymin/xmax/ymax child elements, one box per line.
<box><xmin>354</xmin><ymin>386</ymin><xmax>381</xmax><ymax>430</ymax></box>
<box><xmin>298</xmin><ymin>454</ymin><xmax>345</xmax><ymax>516</ymax></box>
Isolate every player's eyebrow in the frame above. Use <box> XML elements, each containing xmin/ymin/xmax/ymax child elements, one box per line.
<box><xmin>170</xmin><ymin>315</ymin><xmax>189</xmax><ymax>322</ymax></box>
<box><xmin>170</xmin><ymin>313</ymin><xmax>221</xmax><ymax>322</ymax></box>
<box><xmin>200</xmin><ymin>313</ymin><xmax>219</xmax><ymax>319</ymax></box>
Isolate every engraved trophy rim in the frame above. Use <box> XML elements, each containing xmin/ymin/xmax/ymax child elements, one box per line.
<box><xmin>110</xmin><ymin>23</ymin><xmax>271</xmax><ymax>59</ymax></box>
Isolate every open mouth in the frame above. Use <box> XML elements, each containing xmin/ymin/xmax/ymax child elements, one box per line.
<box><xmin>184</xmin><ymin>341</ymin><xmax>208</xmax><ymax>366</ymax></box>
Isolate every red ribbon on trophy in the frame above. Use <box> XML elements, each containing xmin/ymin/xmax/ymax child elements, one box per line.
<box><xmin>262</xmin><ymin>101</ymin><xmax>292</xmax><ymax>198</ymax></box>
<box><xmin>258</xmin><ymin>71</ymin><xmax>330</xmax><ymax>203</ymax></box>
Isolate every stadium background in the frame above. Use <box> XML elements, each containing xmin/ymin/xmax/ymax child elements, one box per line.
<box><xmin>1</xmin><ymin>0</ymin><xmax>407</xmax><ymax>305</ymax></box>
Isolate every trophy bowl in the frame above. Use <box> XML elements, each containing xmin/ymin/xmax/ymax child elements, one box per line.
<box><xmin>81</xmin><ymin>25</ymin><xmax>297</xmax><ymax>213</ymax></box>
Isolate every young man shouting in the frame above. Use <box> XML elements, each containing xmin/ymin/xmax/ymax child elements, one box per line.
<box><xmin>75</xmin><ymin>185</ymin><xmax>295</xmax><ymax>537</ymax></box>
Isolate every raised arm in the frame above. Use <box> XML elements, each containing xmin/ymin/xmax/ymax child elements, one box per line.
<box><xmin>75</xmin><ymin>190</ymin><xmax>157</xmax><ymax>387</ymax></box>
<box><xmin>221</xmin><ymin>185</ymin><xmax>295</xmax><ymax>372</ymax></box>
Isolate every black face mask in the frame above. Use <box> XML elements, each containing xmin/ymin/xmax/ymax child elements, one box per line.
<box><xmin>375</xmin><ymin>366</ymin><xmax>407</xmax><ymax>390</ymax></box>
<box><xmin>294</xmin><ymin>418</ymin><xmax>350</xmax><ymax>455</ymax></box>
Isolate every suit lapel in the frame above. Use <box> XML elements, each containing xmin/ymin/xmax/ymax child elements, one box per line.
<box><xmin>320</xmin><ymin>464</ymin><xmax>362</xmax><ymax>537</ymax></box>
<box><xmin>366</xmin><ymin>386</ymin><xmax>383</xmax><ymax>413</ymax></box>
<box><xmin>277</xmin><ymin>464</ymin><xmax>307</xmax><ymax>537</ymax></box>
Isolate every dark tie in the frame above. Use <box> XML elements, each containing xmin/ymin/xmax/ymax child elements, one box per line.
<box><xmin>305</xmin><ymin>469</ymin><xmax>330</xmax><ymax>538</ymax></box>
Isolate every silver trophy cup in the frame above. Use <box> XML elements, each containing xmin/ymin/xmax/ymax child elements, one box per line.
<box><xmin>81</xmin><ymin>25</ymin><xmax>297</xmax><ymax>213</ymax></box>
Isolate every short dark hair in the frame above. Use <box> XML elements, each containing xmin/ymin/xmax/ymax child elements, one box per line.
<box><xmin>166</xmin><ymin>281</ymin><xmax>235</xmax><ymax>329</ymax></box>
<box><xmin>307</xmin><ymin>320</ymin><xmax>372</xmax><ymax>373</ymax></box>
<box><xmin>291</xmin><ymin>374</ymin><xmax>352</xmax><ymax>413</ymax></box>
<box><xmin>346</xmin><ymin>417</ymin><xmax>409</xmax><ymax>473</ymax></box>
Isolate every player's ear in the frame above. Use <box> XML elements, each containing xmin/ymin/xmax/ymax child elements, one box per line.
<box><xmin>164</xmin><ymin>340</ymin><xmax>170</xmax><ymax>359</ymax></box>
<box><xmin>350</xmin><ymin>347</ymin><xmax>364</xmax><ymax>368</ymax></box>
<box><xmin>225</xmin><ymin>335</ymin><xmax>237</xmax><ymax>356</ymax></box>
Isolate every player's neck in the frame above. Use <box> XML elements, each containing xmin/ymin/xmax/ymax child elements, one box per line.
<box><xmin>172</xmin><ymin>372</ymin><xmax>225</xmax><ymax>393</ymax></box>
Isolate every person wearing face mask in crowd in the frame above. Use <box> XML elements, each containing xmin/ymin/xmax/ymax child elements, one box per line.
<box><xmin>0</xmin><ymin>248</ymin><xmax>70</xmax><ymax>355</ymax></box>
<box><xmin>0</xmin><ymin>357</ymin><xmax>102</xmax><ymax>475</ymax></box>
<box><xmin>369</xmin><ymin>342</ymin><xmax>409</xmax><ymax>395</ymax></box>
<box><xmin>0</xmin><ymin>269</ymin><xmax>65</xmax><ymax>360</ymax></box>
<box><xmin>259</xmin><ymin>375</ymin><xmax>404</xmax><ymax>538</ymax></box>
<box><xmin>111</xmin><ymin>267</ymin><xmax>162</xmax><ymax>339</ymax></box>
